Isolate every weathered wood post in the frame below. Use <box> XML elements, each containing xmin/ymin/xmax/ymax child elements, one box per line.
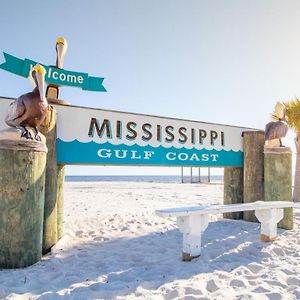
<box><xmin>40</xmin><ymin>36</ymin><xmax>68</xmax><ymax>246</ymax></box>
<box><xmin>38</xmin><ymin>106</ymin><xmax>59</xmax><ymax>253</ymax></box>
<box><xmin>57</xmin><ymin>164</ymin><xmax>65</xmax><ymax>239</ymax></box>
<box><xmin>243</xmin><ymin>131</ymin><xmax>265</xmax><ymax>222</ymax></box>
<box><xmin>264</xmin><ymin>147</ymin><xmax>293</xmax><ymax>229</ymax></box>
<box><xmin>0</xmin><ymin>129</ymin><xmax>47</xmax><ymax>268</ymax></box>
<box><xmin>48</xmin><ymin>100</ymin><xmax>70</xmax><ymax>243</ymax></box>
<box><xmin>223</xmin><ymin>167</ymin><xmax>243</xmax><ymax>219</ymax></box>
<box><xmin>39</xmin><ymin>100</ymin><xmax>68</xmax><ymax>253</ymax></box>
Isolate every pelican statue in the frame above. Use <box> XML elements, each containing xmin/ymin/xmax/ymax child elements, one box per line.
<box><xmin>5</xmin><ymin>64</ymin><xmax>48</xmax><ymax>141</ymax></box>
<box><xmin>46</xmin><ymin>37</ymin><xmax>68</xmax><ymax>99</ymax></box>
<box><xmin>265</xmin><ymin>102</ymin><xmax>288</xmax><ymax>147</ymax></box>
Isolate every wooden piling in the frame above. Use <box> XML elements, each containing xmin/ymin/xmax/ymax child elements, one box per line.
<box><xmin>243</xmin><ymin>131</ymin><xmax>265</xmax><ymax>222</ymax></box>
<box><xmin>0</xmin><ymin>129</ymin><xmax>47</xmax><ymax>268</ymax></box>
<box><xmin>223</xmin><ymin>167</ymin><xmax>243</xmax><ymax>220</ymax></box>
<box><xmin>57</xmin><ymin>164</ymin><xmax>65</xmax><ymax>239</ymax></box>
<box><xmin>38</xmin><ymin>106</ymin><xmax>59</xmax><ymax>253</ymax></box>
<box><xmin>264</xmin><ymin>147</ymin><xmax>293</xmax><ymax>229</ymax></box>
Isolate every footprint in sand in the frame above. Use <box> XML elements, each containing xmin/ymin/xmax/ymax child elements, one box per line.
<box><xmin>248</xmin><ymin>280</ymin><xmax>259</xmax><ymax>286</ymax></box>
<box><xmin>75</xmin><ymin>230</ymin><xmax>84</xmax><ymax>237</ymax></box>
<box><xmin>164</xmin><ymin>289</ymin><xmax>181</xmax><ymax>300</ymax></box>
<box><xmin>265</xmin><ymin>279</ymin><xmax>287</xmax><ymax>289</ymax></box>
<box><xmin>286</xmin><ymin>276</ymin><xmax>300</xmax><ymax>286</ymax></box>
<box><xmin>230</xmin><ymin>279</ymin><xmax>246</xmax><ymax>288</ymax></box>
<box><xmin>184</xmin><ymin>286</ymin><xmax>203</xmax><ymax>296</ymax></box>
<box><xmin>265</xmin><ymin>292</ymin><xmax>283</xmax><ymax>300</ymax></box>
<box><xmin>206</xmin><ymin>279</ymin><xmax>220</xmax><ymax>293</ymax></box>
<box><xmin>252</xmin><ymin>286</ymin><xmax>271</xmax><ymax>293</ymax></box>
<box><xmin>281</xmin><ymin>268</ymin><xmax>296</xmax><ymax>276</ymax></box>
<box><xmin>247</xmin><ymin>263</ymin><xmax>264</xmax><ymax>274</ymax></box>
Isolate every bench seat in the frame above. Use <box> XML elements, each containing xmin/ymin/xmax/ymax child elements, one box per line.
<box><xmin>156</xmin><ymin>201</ymin><xmax>294</xmax><ymax>217</ymax></box>
<box><xmin>156</xmin><ymin>201</ymin><xmax>296</xmax><ymax>261</ymax></box>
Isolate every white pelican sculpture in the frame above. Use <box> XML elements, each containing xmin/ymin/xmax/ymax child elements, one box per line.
<box><xmin>265</xmin><ymin>102</ymin><xmax>288</xmax><ymax>147</ymax></box>
<box><xmin>46</xmin><ymin>37</ymin><xmax>68</xmax><ymax>99</ymax></box>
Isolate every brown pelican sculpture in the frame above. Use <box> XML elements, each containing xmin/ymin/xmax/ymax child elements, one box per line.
<box><xmin>5</xmin><ymin>64</ymin><xmax>48</xmax><ymax>141</ymax></box>
<box><xmin>46</xmin><ymin>37</ymin><xmax>68</xmax><ymax>99</ymax></box>
<box><xmin>265</xmin><ymin>102</ymin><xmax>288</xmax><ymax>147</ymax></box>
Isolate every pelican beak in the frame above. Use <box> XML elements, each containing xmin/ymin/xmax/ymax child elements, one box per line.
<box><xmin>33</xmin><ymin>64</ymin><xmax>46</xmax><ymax>101</ymax></box>
<box><xmin>56</xmin><ymin>37</ymin><xmax>68</xmax><ymax>69</ymax></box>
<box><xmin>275</xmin><ymin>102</ymin><xmax>285</xmax><ymax>120</ymax></box>
<box><xmin>29</xmin><ymin>66</ymin><xmax>37</xmax><ymax>89</ymax></box>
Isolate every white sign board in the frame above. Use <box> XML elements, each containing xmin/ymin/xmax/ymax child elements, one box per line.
<box><xmin>0</xmin><ymin>97</ymin><xmax>256</xmax><ymax>167</ymax></box>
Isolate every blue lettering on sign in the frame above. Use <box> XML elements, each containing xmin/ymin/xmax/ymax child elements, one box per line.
<box><xmin>56</xmin><ymin>139</ymin><xmax>243</xmax><ymax>167</ymax></box>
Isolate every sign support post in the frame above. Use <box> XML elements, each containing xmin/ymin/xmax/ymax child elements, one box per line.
<box><xmin>223</xmin><ymin>167</ymin><xmax>243</xmax><ymax>220</ymax></box>
<box><xmin>38</xmin><ymin>107</ymin><xmax>60</xmax><ymax>253</ymax></box>
<box><xmin>243</xmin><ymin>131</ymin><xmax>265</xmax><ymax>222</ymax></box>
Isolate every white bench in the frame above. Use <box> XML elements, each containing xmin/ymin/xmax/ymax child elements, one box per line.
<box><xmin>156</xmin><ymin>201</ymin><xmax>296</xmax><ymax>261</ymax></box>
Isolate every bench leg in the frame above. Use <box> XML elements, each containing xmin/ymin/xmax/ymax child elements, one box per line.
<box><xmin>255</xmin><ymin>208</ymin><xmax>284</xmax><ymax>242</ymax></box>
<box><xmin>177</xmin><ymin>215</ymin><xmax>209</xmax><ymax>261</ymax></box>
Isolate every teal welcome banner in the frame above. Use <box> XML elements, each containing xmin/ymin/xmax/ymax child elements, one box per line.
<box><xmin>0</xmin><ymin>52</ymin><xmax>106</xmax><ymax>92</ymax></box>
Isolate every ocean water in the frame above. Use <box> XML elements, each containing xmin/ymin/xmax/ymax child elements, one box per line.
<box><xmin>65</xmin><ymin>175</ymin><xmax>224</xmax><ymax>183</ymax></box>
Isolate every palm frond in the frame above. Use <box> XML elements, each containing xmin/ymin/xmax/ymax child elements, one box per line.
<box><xmin>284</xmin><ymin>98</ymin><xmax>300</xmax><ymax>131</ymax></box>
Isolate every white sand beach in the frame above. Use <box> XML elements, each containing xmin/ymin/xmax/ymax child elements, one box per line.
<box><xmin>1</xmin><ymin>181</ymin><xmax>300</xmax><ymax>300</ymax></box>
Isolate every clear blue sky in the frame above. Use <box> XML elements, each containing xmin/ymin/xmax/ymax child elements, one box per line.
<box><xmin>1</xmin><ymin>0</ymin><xmax>300</xmax><ymax>175</ymax></box>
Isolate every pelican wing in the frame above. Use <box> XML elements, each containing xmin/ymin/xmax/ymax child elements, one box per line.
<box><xmin>5</xmin><ymin>97</ymin><xmax>26</xmax><ymax>127</ymax></box>
<box><xmin>265</xmin><ymin>121</ymin><xmax>288</xmax><ymax>140</ymax></box>
<box><xmin>265</xmin><ymin>122</ymin><xmax>276</xmax><ymax>140</ymax></box>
